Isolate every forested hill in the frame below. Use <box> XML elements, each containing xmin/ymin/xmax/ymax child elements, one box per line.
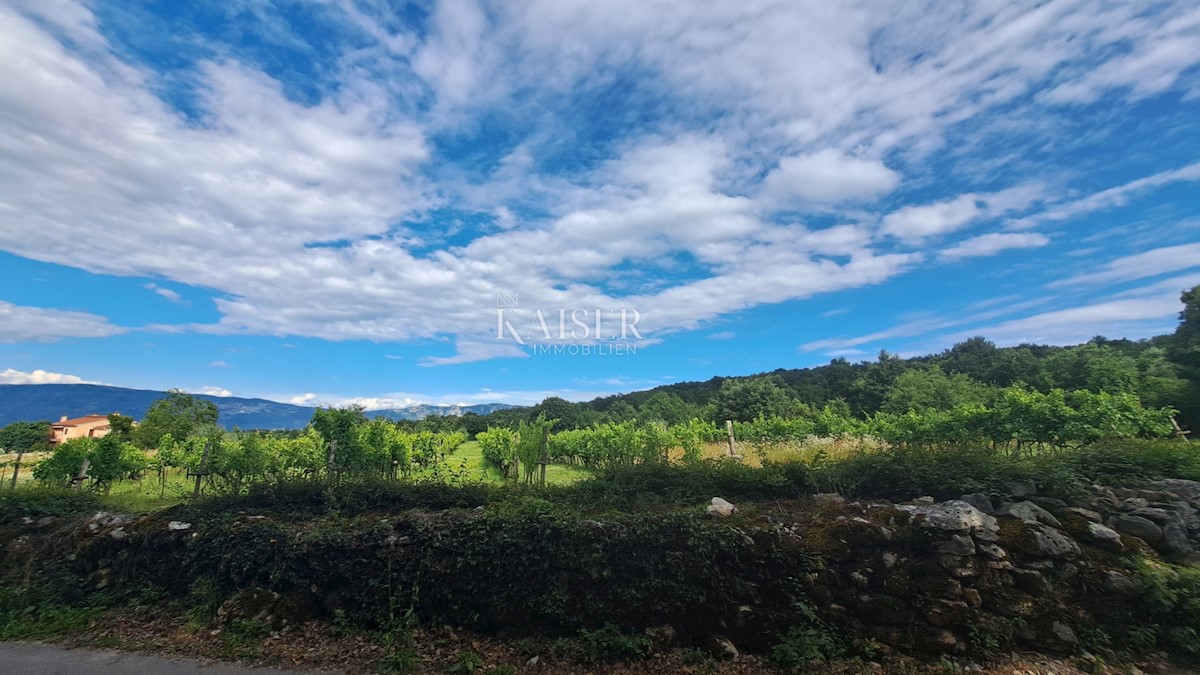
<box><xmin>494</xmin><ymin>332</ymin><xmax>1199</xmax><ymax>432</ymax></box>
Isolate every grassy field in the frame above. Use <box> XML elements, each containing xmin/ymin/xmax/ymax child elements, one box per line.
<box><xmin>1</xmin><ymin>441</ymin><xmax>596</xmax><ymax>513</ymax></box>
<box><xmin>448</xmin><ymin>440</ymin><xmax>592</xmax><ymax>485</ymax></box>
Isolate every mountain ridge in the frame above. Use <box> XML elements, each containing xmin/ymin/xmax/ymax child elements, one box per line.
<box><xmin>0</xmin><ymin>384</ymin><xmax>516</xmax><ymax>429</ymax></box>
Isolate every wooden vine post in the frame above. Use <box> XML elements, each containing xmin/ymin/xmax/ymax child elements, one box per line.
<box><xmin>9</xmin><ymin>449</ymin><xmax>23</xmax><ymax>489</ymax></box>
<box><xmin>538</xmin><ymin>425</ymin><xmax>549</xmax><ymax>487</ymax></box>
<box><xmin>71</xmin><ymin>459</ymin><xmax>91</xmax><ymax>492</ymax></box>
<box><xmin>1172</xmin><ymin>416</ymin><xmax>1191</xmax><ymax>443</ymax></box>
<box><xmin>189</xmin><ymin>441</ymin><xmax>212</xmax><ymax>498</ymax></box>
<box><xmin>725</xmin><ymin>420</ymin><xmax>736</xmax><ymax>457</ymax></box>
<box><xmin>327</xmin><ymin>439</ymin><xmax>337</xmax><ymax>480</ymax></box>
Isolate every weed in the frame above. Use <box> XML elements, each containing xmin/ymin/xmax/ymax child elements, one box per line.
<box><xmin>770</xmin><ymin>626</ymin><xmax>845</xmax><ymax>669</ymax></box>
<box><xmin>575</xmin><ymin>623</ymin><xmax>651</xmax><ymax>663</ymax></box>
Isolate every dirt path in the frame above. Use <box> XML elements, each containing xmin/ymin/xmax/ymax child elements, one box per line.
<box><xmin>0</xmin><ymin>642</ymin><xmax>328</xmax><ymax>675</ymax></box>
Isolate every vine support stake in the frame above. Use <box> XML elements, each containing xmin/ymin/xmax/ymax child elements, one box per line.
<box><xmin>1172</xmin><ymin>416</ymin><xmax>1191</xmax><ymax>443</ymax></box>
<box><xmin>71</xmin><ymin>458</ymin><xmax>91</xmax><ymax>492</ymax></box>
<box><xmin>725</xmin><ymin>420</ymin><xmax>736</xmax><ymax>457</ymax></box>
<box><xmin>327</xmin><ymin>439</ymin><xmax>337</xmax><ymax>480</ymax></box>
<box><xmin>189</xmin><ymin>441</ymin><xmax>212</xmax><ymax>498</ymax></box>
<box><xmin>9</xmin><ymin>449</ymin><xmax>23</xmax><ymax>489</ymax></box>
<box><xmin>538</xmin><ymin>424</ymin><xmax>549</xmax><ymax>488</ymax></box>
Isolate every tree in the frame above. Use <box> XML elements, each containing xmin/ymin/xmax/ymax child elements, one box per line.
<box><xmin>0</xmin><ymin>420</ymin><xmax>50</xmax><ymax>453</ymax></box>
<box><xmin>711</xmin><ymin>376</ymin><xmax>799</xmax><ymax>423</ymax></box>
<box><xmin>639</xmin><ymin>392</ymin><xmax>695</xmax><ymax>425</ymax></box>
<box><xmin>1167</xmin><ymin>285</ymin><xmax>1200</xmax><ymax>382</ymax></box>
<box><xmin>940</xmin><ymin>337</ymin><xmax>1000</xmax><ymax>382</ymax></box>
<box><xmin>134</xmin><ymin>390</ymin><xmax>219</xmax><ymax>449</ymax></box>
<box><xmin>880</xmin><ymin>366</ymin><xmax>993</xmax><ymax>414</ymax></box>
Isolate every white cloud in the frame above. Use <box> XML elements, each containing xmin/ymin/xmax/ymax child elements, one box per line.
<box><xmin>287</xmin><ymin>393</ymin><xmax>319</xmax><ymax>406</ymax></box>
<box><xmin>1049</xmin><ymin>243</ymin><xmax>1200</xmax><ymax>287</ymax></box>
<box><xmin>761</xmin><ymin>149</ymin><xmax>899</xmax><ymax>204</ymax></box>
<box><xmin>194</xmin><ymin>386</ymin><xmax>232</xmax><ymax>397</ymax></box>
<box><xmin>419</xmin><ymin>341</ymin><xmax>530</xmax><ymax>367</ymax></box>
<box><xmin>0</xmin><ymin>368</ymin><xmax>99</xmax><ymax>385</ymax></box>
<box><xmin>1</xmin><ymin>0</ymin><xmax>1198</xmax><ymax>363</ymax></box>
<box><xmin>942</xmin><ymin>292</ymin><xmax>1182</xmax><ymax>346</ymax></box>
<box><xmin>1008</xmin><ymin>162</ymin><xmax>1200</xmax><ymax>230</ymax></box>
<box><xmin>0</xmin><ymin>301</ymin><xmax>124</xmax><ymax>343</ymax></box>
<box><xmin>143</xmin><ymin>282</ymin><xmax>188</xmax><ymax>305</ymax></box>
<box><xmin>209</xmin><ymin>360</ymin><xmax>230</xmax><ymax>368</ymax></box>
<box><xmin>939</xmin><ymin>232</ymin><xmax>1050</xmax><ymax>262</ymax></box>
<box><xmin>881</xmin><ymin>195</ymin><xmax>983</xmax><ymax>242</ymax></box>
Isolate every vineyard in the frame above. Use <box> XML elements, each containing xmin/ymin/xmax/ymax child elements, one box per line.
<box><xmin>0</xmin><ymin>383</ymin><xmax>1182</xmax><ymax>509</ymax></box>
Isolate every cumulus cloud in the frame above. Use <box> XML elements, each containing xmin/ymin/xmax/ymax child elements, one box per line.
<box><xmin>939</xmin><ymin>232</ymin><xmax>1050</xmax><ymax>262</ymax></box>
<box><xmin>0</xmin><ymin>301</ymin><xmax>124</xmax><ymax>343</ymax></box>
<box><xmin>194</xmin><ymin>386</ymin><xmax>233</xmax><ymax>397</ymax></box>
<box><xmin>287</xmin><ymin>393</ymin><xmax>319</xmax><ymax>406</ymax></box>
<box><xmin>0</xmin><ymin>368</ymin><xmax>99</xmax><ymax>385</ymax></box>
<box><xmin>761</xmin><ymin>149</ymin><xmax>899</xmax><ymax>204</ymax></box>
<box><xmin>0</xmin><ymin>0</ymin><xmax>1198</xmax><ymax>363</ymax></box>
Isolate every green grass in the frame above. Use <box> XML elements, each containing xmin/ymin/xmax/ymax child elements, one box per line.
<box><xmin>101</xmin><ymin>471</ymin><xmax>197</xmax><ymax>512</ymax></box>
<box><xmin>449</xmin><ymin>441</ymin><xmax>592</xmax><ymax>486</ymax></box>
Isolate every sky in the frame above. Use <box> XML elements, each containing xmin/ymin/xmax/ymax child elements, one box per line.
<box><xmin>1</xmin><ymin>0</ymin><xmax>1200</xmax><ymax>409</ymax></box>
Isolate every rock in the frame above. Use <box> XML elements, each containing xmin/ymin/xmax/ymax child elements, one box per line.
<box><xmin>1102</xmin><ymin>570</ymin><xmax>1136</xmax><ymax>595</ymax></box>
<box><xmin>933</xmin><ymin>534</ymin><xmax>976</xmax><ymax>556</ymax></box>
<box><xmin>1033</xmin><ymin>620</ymin><xmax>1079</xmax><ymax>654</ymax></box>
<box><xmin>1121</xmin><ymin>497</ymin><xmax>1150</xmax><ymax>511</ymax></box>
<box><xmin>273</xmin><ymin>591</ymin><xmax>320</xmax><ymax>626</ymax></box>
<box><xmin>997</xmin><ymin>501</ymin><xmax>1061</xmax><ymax>527</ymax></box>
<box><xmin>1064</xmin><ymin>507</ymin><xmax>1102</xmax><ymax>522</ymax></box>
<box><xmin>1110</xmin><ymin>514</ymin><xmax>1163</xmax><ymax>543</ymax></box>
<box><xmin>526</xmin><ymin>656</ymin><xmax>540</xmax><ymax>667</ymax></box>
<box><xmin>36</xmin><ymin>516</ymin><xmax>56</xmax><ymax>528</ymax></box>
<box><xmin>218</xmin><ymin>588</ymin><xmax>280</xmax><ymax>625</ymax></box>
<box><xmin>1010</xmin><ymin>481</ymin><xmax>1037</xmax><ymax>498</ymax></box>
<box><xmin>976</xmin><ymin>543</ymin><xmax>1007</xmax><ymax>560</ymax></box>
<box><xmin>813</xmin><ymin>493</ymin><xmax>845</xmax><ymax>506</ymax></box>
<box><xmin>1004</xmin><ymin>521</ymin><xmax>1081</xmax><ymax>559</ymax></box>
<box><xmin>924</xmin><ymin>599</ymin><xmax>971</xmax><ymax>627</ymax></box>
<box><xmin>912</xmin><ymin>501</ymin><xmax>999</xmax><ymax>535</ymax></box>
<box><xmin>1081</xmin><ymin>522</ymin><xmax>1123</xmax><ymax>551</ymax></box>
<box><xmin>959</xmin><ymin>493</ymin><xmax>994</xmax><ymax>514</ymax></box>
<box><xmin>916</xmin><ymin>627</ymin><xmax>963</xmax><ymax>654</ymax></box>
<box><xmin>1151</xmin><ymin>479</ymin><xmax>1200</xmax><ymax>503</ymax></box>
<box><xmin>707</xmin><ymin>497</ymin><xmax>736</xmax><ymax>517</ymax></box>
<box><xmin>644</xmin><ymin>624</ymin><xmax>676</xmax><ymax>648</ymax></box>
<box><xmin>168</xmin><ymin>521</ymin><xmax>192</xmax><ymax>531</ymax></box>
<box><xmin>914</xmin><ymin>496</ymin><xmax>936</xmax><ymax>505</ymax></box>
<box><xmin>1012</xmin><ymin>568</ymin><xmax>1050</xmax><ymax>594</ymax></box>
<box><xmin>1127</xmin><ymin>507</ymin><xmax>1176</xmax><ymax>525</ymax></box>
<box><xmin>1161</xmin><ymin>522</ymin><xmax>1193</xmax><ymax>555</ymax></box>
<box><xmin>859</xmin><ymin>595</ymin><xmax>912</xmax><ymax>625</ymax></box>
<box><xmin>938</xmin><ymin>555</ymin><xmax>980</xmax><ymax>578</ymax></box>
<box><xmin>912</xmin><ymin>576</ymin><xmax>962</xmax><ymax>599</ymax></box>
<box><xmin>962</xmin><ymin>588</ymin><xmax>982</xmax><ymax>608</ymax></box>
<box><xmin>881</xmin><ymin>551</ymin><xmax>898</xmax><ymax>568</ymax></box>
<box><xmin>709</xmin><ymin>635</ymin><xmax>739</xmax><ymax>659</ymax></box>
<box><xmin>108</xmin><ymin>527</ymin><xmax>128</xmax><ymax>540</ymax></box>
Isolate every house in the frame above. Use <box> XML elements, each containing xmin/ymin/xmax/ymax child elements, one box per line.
<box><xmin>49</xmin><ymin>414</ymin><xmax>113</xmax><ymax>445</ymax></box>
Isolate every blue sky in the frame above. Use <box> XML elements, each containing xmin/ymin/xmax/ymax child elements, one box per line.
<box><xmin>2</xmin><ymin>0</ymin><xmax>1200</xmax><ymax>408</ymax></box>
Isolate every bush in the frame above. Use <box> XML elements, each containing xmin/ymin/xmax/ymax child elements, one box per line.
<box><xmin>0</xmin><ymin>488</ymin><xmax>100</xmax><ymax>524</ymax></box>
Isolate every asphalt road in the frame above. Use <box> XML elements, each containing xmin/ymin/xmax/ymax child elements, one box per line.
<box><xmin>0</xmin><ymin>643</ymin><xmax>327</xmax><ymax>674</ymax></box>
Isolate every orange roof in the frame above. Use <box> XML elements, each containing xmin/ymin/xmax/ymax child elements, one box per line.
<box><xmin>52</xmin><ymin>415</ymin><xmax>111</xmax><ymax>427</ymax></box>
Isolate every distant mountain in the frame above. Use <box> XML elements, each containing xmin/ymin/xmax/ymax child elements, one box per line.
<box><xmin>0</xmin><ymin>384</ymin><xmax>516</xmax><ymax>429</ymax></box>
<box><xmin>369</xmin><ymin>402</ymin><xmax>516</xmax><ymax>421</ymax></box>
